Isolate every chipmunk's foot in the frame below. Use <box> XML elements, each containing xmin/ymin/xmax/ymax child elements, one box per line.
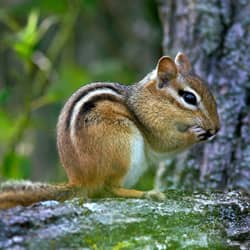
<box><xmin>144</xmin><ymin>190</ymin><xmax>166</xmax><ymax>201</ymax></box>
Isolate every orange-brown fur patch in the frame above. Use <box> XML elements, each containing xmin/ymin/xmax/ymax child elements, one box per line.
<box><xmin>59</xmin><ymin>99</ymin><xmax>134</xmax><ymax>195</ymax></box>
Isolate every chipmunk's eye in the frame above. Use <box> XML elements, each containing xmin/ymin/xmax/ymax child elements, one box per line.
<box><xmin>178</xmin><ymin>90</ymin><xmax>197</xmax><ymax>106</ymax></box>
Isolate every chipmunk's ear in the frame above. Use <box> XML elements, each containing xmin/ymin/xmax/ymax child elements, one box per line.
<box><xmin>175</xmin><ymin>52</ymin><xmax>191</xmax><ymax>75</ymax></box>
<box><xmin>156</xmin><ymin>56</ymin><xmax>177</xmax><ymax>88</ymax></box>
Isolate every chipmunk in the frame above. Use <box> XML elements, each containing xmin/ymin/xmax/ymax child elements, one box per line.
<box><xmin>0</xmin><ymin>53</ymin><xmax>220</xmax><ymax>209</ymax></box>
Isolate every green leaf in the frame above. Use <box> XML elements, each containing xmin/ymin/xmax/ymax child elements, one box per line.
<box><xmin>13</xmin><ymin>10</ymin><xmax>39</xmax><ymax>60</ymax></box>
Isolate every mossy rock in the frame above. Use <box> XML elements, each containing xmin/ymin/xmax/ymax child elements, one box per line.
<box><xmin>0</xmin><ymin>190</ymin><xmax>249</xmax><ymax>249</ymax></box>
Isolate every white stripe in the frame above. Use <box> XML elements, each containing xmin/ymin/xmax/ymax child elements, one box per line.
<box><xmin>165</xmin><ymin>86</ymin><xmax>187</xmax><ymax>107</ymax></box>
<box><xmin>166</xmin><ymin>86</ymin><xmax>200</xmax><ymax>111</ymax></box>
<box><xmin>70</xmin><ymin>88</ymin><xmax>122</xmax><ymax>145</ymax></box>
<box><xmin>140</xmin><ymin>69</ymin><xmax>157</xmax><ymax>85</ymax></box>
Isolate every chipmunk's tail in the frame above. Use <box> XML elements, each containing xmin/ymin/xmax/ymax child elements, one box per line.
<box><xmin>0</xmin><ymin>181</ymin><xmax>86</xmax><ymax>209</ymax></box>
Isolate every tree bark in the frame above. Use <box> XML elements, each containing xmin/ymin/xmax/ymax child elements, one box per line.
<box><xmin>157</xmin><ymin>0</ymin><xmax>250</xmax><ymax>191</ymax></box>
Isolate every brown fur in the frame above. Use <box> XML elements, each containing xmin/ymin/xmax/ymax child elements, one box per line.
<box><xmin>0</xmin><ymin>184</ymin><xmax>84</xmax><ymax>209</ymax></box>
<box><xmin>57</xmin><ymin>97</ymin><xmax>134</xmax><ymax>193</ymax></box>
<box><xmin>0</xmin><ymin>53</ymin><xmax>220</xmax><ymax>209</ymax></box>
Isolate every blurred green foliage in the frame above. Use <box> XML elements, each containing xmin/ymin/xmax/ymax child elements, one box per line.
<box><xmin>0</xmin><ymin>0</ymin><xmax>161</xmax><ymax>183</ymax></box>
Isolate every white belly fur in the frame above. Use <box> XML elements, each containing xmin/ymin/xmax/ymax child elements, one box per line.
<box><xmin>122</xmin><ymin>128</ymin><xmax>177</xmax><ymax>188</ymax></box>
<box><xmin>123</xmin><ymin>129</ymin><xmax>148</xmax><ymax>188</ymax></box>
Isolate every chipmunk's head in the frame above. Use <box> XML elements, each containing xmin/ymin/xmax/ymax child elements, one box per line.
<box><xmin>154</xmin><ymin>52</ymin><xmax>220</xmax><ymax>146</ymax></box>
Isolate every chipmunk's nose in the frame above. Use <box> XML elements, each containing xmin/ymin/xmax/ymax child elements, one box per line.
<box><xmin>204</xmin><ymin>128</ymin><xmax>219</xmax><ymax>141</ymax></box>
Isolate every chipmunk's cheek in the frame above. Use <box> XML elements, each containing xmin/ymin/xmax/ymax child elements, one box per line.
<box><xmin>175</xmin><ymin>122</ymin><xmax>190</xmax><ymax>133</ymax></box>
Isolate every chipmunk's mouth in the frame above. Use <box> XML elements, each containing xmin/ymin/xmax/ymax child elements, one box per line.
<box><xmin>176</xmin><ymin>123</ymin><xmax>217</xmax><ymax>141</ymax></box>
<box><xmin>189</xmin><ymin>125</ymin><xmax>216</xmax><ymax>141</ymax></box>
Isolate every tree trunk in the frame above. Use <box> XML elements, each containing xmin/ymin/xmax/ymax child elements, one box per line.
<box><xmin>156</xmin><ymin>0</ymin><xmax>250</xmax><ymax>192</ymax></box>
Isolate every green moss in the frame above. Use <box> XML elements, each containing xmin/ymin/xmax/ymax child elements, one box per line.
<box><xmin>0</xmin><ymin>190</ymin><xmax>248</xmax><ymax>249</ymax></box>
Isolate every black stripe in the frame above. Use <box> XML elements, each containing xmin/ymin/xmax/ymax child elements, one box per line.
<box><xmin>65</xmin><ymin>84</ymin><xmax>122</xmax><ymax>129</ymax></box>
<box><xmin>75</xmin><ymin>93</ymin><xmax>124</xmax><ymax>129</ymax></box>
<box><xmin>81</xmin><ymin>101</ymin><xmax>96</xmax><ymax>114</ymax></box>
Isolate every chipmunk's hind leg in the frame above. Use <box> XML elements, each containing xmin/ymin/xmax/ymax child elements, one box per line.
<box><xmin>108</xmin><ymin>186</ymin><xmax>166</xmax><ymax>201</ymax></box>
<box><xmin>109</xmin><ymin>186</ymin><xmax>144</xmax><ymax>198</ymax></box>
<box><xmin>107</xmin><ymin>176</ymin><xmax>165</xmax><ymax>201</ymax></box>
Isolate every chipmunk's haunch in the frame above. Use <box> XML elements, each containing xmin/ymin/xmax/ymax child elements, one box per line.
<box><xmin>0</xmin><ymin>53</ymin><xmax>220</xmax><ymax>209</ymax></box>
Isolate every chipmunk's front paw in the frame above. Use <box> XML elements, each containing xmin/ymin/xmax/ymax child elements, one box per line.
<box><xmin>144</xmin><ymin>190</ymin><xmax>166</xmax><ymax>201</ymax></box>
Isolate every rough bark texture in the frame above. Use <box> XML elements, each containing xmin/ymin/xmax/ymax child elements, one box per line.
<box><xmin>157</xmin><ymin>0</ymin><xmax>250</xmax><ymax>191</ymax></box>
